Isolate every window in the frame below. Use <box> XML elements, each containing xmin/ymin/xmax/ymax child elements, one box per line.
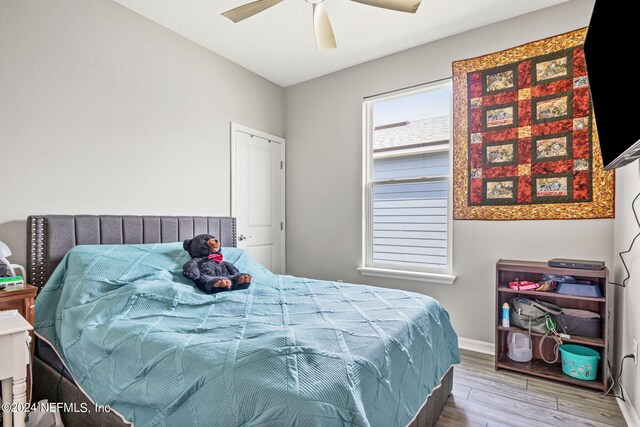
<box><xmin>360</xmin><ymin>80</ymin><xmax>455</xmax><ymax>284</ymax></box>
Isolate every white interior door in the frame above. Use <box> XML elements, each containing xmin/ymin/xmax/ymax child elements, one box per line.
<box><xmin>231</xmin><ymin>123</ymin><xmax>285</xmax><ymax>274</ymax></box>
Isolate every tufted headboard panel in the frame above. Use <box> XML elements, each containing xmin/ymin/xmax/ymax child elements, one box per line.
<box><xmin>27</xmin><ymin>215</ymin><xmax>237</xmax><ymax>288</ymax></box>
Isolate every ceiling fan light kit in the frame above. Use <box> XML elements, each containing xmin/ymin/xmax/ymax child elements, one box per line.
<box><xmin>221</xmin><ymin>0</ymin><xmax>422</xmax><ymax>51</ymax></box>
<box><xmin>312</xmin><ymin>2</ymin><xmax>337</xmax><ymax>51</ymax></box>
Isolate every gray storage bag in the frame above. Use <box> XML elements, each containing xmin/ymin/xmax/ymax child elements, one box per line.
<box><xmin>556</xmin><ymin>308</ymin><xmax>602</xmax><ymax>339</ymax></box>
<box><xmin>510</xmin><ymin>297</ymin><xmax>562</xmax><ymax>333</ymax></box>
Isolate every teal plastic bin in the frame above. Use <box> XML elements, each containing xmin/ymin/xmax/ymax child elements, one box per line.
<box><xmin>559</xmin><ymin>344</ymin><xmax>600</xmax><ymax>381</ymax></box>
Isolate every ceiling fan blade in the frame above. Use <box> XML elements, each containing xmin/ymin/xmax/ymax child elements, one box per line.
<box><xmin>350</xmin><ymin>0</ymin><xmax>421</xmax><ymax>13</ymax></box>
<box><xmin>313</xmin><ymin>3</ymin><xmax>337</xmax><ymax>52</ymax></box>
<box><xmin>221</xmin><ymin>0</ymin><xmax>283</xmax><ymax>23</ymax></box>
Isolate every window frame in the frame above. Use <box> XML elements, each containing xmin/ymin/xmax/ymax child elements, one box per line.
<box><xmin>359</xmin><ymin>79</ymin><xmax>456</xmax><ymax>284</ymax></box>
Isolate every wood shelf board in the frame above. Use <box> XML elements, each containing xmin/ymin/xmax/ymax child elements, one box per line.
<box><xmin>0</xmin><ymin>283</ymin><xmax>38</xmax><ymax>298</ymax></box>
<box><xmin>497</xmin><ymin>285</ymin><xmax>605</xmax><ymax>302</ymax></box>
<box><xmin>497</xmin><ymin>259</ymin><xmax>608</xmax><ymax>278</ymax></box>
<box><xmin>497</xmin><ymin>326</ymin><xmax>605</xmax><ymax>347</ymax></box>
<box><xmin>496</xmin><ymin>353</ymin><xmax>605</xmax><ymax>391</ymax></box>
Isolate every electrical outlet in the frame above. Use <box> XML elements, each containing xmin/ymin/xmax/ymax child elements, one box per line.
<box><xmin>633</xmin><ymin>339</ymin><xmax>638</xmax><ymax>365</ymax></box>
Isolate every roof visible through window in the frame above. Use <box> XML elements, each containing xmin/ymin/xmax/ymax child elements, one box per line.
<box><xmin>372</xmin><ymin>86</ymin><xmax>451</xmax><ymax>151</ymax></box>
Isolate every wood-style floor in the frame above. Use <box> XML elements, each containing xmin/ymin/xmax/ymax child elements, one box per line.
<box><xmin>436</xmin><ymin>349</ymin><xmax>627</xmax><ymax>427</ymax></box>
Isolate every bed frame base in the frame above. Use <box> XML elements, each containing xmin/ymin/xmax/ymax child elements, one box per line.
<box><xmin>33</xmin><ymin>356</ymin><xmax>129</xmax><ymax>427</ymax></box>
<box><xmin>408</xmin><ymin>368</ymin><xmax>453</xmax><ymax>427</ymax></box>
<box><xmin>33</xmin><ymin>355</ymin><xmax>452</xmax><ymax>427</ymax></box>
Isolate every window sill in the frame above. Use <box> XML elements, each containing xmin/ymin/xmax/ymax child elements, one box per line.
<box><xmin>357</xmin><ymin>266</ymin><xmax>457</xmax><ymax>285</ymax></box>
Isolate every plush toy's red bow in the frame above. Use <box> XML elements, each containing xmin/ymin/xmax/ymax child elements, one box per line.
<box><xmin>208</xmin><ymin>253</ymin><xmax>224</xmax><ymax>263</ymax></box>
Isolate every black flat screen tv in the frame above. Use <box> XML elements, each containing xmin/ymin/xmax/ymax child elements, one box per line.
<box><xmin>584</xmin><ymin>0</ymin><xmax>640</xmax><ymax>170</ymax></box>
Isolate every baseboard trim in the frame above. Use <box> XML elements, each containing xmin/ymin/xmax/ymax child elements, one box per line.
<box><xmin>458</xmin><ymin>337</ymin><xmax>494</xmax><ymax>355</ymax></box>
<box><xmin>617</xmin><ymin>384</ymin><xmax>640</xmax><ymax>427</ymax></box>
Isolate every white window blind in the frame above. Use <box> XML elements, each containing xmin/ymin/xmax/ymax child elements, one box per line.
<box><xmin>372</xmin><ymin>180</ymin><xmax>448</xmax><ymax>269</ymax></box>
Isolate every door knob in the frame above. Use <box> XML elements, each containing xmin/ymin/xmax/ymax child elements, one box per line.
<box><xmin>238</xmin><ymin>234</ymin><xmax>251</xmax><ymax>241</ymax></box>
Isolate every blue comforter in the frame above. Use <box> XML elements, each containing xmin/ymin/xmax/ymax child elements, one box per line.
<box><xmin>35</xmin><ymin>244</ymin><xmax>459</xmax><ymax>427</ymax></box>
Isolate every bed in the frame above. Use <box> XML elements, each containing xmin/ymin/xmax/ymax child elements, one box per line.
<box><xmin>27</xmin><ymin>215</ymin><xmax>459</xmax><ymax>427</ymax></box>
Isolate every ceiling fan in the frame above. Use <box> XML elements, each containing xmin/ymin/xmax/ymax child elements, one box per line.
<box><xmin>221</xmin><ymin>0</ymin><xmax>422</xmax><ymax>51</ymax></box>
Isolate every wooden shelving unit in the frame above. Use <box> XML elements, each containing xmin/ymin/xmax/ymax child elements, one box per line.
<box><xmin>495</xmin><ymin>260</ymin><xmax>610</xmax><ymax>392</ymax></box>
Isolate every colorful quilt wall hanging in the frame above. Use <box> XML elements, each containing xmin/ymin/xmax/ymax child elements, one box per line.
<box><xmin>452</xmin><ymin>29</ymin><xmax>614</xmax><ymax>220</ymax></box>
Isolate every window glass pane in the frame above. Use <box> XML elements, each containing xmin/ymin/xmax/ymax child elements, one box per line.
<box><xmin>372</xmin><ymin>88</ymin><xmax>451</xmax><ymax>128</ymax></box>
<box><xmin>372</xmin><ymin>151</ymin><xmax>449</xmax><ymax>181</ymax></box>
<box><xmin>372</xmin><ymin>181</ymin><xmax>447</xmax><ymax>269</ymax></box>
<box><xmin>372</xmin><ymin>87</ymin><xmax>451</xmax><ymax>181</ymax></box>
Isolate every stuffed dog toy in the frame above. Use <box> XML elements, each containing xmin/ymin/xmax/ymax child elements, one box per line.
<box><xmin>182</xmin><ymin>234</ymin><xmax>251</xmax><ymax>294</ymax></box>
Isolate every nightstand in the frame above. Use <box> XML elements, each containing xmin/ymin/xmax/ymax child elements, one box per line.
<box><xmin>0</xmin><ymin>310</ymin><xmax>32</xmax><ymax>427</ymax></box>
<box><xmin>0</xmin><ymin>284</ymin><xmax>37</xmax><ymax>328</ymax></box>
<box><xmin>0</xmin><ymin>284</ymin><xmax>37</xmax><ymax>425</ymax></box>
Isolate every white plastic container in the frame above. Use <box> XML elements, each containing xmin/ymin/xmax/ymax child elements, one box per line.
<box><xmin>507</xmin><ymin>331</ymin><xmax>532</xmax><ymax>362</ymax></box>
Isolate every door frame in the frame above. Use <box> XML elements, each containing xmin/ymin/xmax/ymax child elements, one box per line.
<box><xmin>230</xmin><ymin>122</ymin><xmax>286</xmax><ymax>273</ymax></box>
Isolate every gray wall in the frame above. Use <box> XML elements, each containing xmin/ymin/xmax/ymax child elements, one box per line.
<box><xmin>0</xmin><ymin>0</ymin><xmax>285</xmax><ymax>267</ymax></box>
<box><xmin>284</xmin><ymin>0</ymin><xmax>613</xmax><ymax>343</ymax></box>
<box><xmin>613</xmin><ymin>161</ymin><xmax>640</xmax><ymax>415</ymax></box>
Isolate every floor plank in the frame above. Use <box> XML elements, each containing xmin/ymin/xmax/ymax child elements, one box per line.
<box><xmin>436</xmin><ymin>402</ymin><xmax>487</xmax><ymax>427</ymax></box>
<box><xmin>454</xmin><ymin>361</ymin><xmax>528</xmax><ymax>390</ymax></box>
<box><xmin>454</xmin><ymin>370</ymin><xmax>557</xmax><ymax>409</ymax></box>
<box><xmin>435</xmin><ymin>350</ymin><xmax>626</xmax><ymax>427</ymax></box>
<box><xmin>557</xmin><ymin>398</ymin><xmax>627</xmax><ymax>426</ymax></box>
<box><xmin>468</xmin><ymin>388</ymin><xmax>612</xmax><ymax>427</ymax></box>
<box><xmin>527</xmin><ymin>376</ymin><xmax>621</xmax><ymax>411</ymax></box>
<box><xmin>439</xmin><ymin>395</ymin><xmax>542</xmax><ymax>427</ymax></box>
<box><xmin>451</xmin><ymin>383</ymin><xmax>472</xmax><ymax>400</ymax></box>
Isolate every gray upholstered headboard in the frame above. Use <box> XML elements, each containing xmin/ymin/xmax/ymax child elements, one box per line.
<box><xmin>27</xmin><ymin>215</ymin><xmax>237</xmax><ymax>288</ymax></box>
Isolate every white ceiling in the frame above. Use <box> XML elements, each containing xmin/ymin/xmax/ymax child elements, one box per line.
<box><xmin>113</xmin><ymin>0</ymin><xmax>567</xmax><ymax>87</ymax></box>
